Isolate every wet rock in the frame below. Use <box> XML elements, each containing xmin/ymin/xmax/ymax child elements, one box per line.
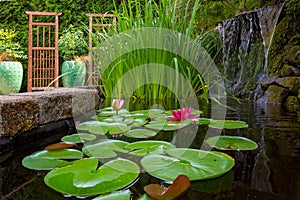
<box><xmin>279</xmin><ymin>64</ymin><xmax>293</xmax><ymax>77</ymax></box>
<box><xmin>277</xmin><ymin>76</ymin><xmax>300</xmax><ymax>95</ymax></box>
<box><xmin>261</xmin><ymin>76</ymin><xmax>280</xmax><ymax>90</ymax></box>
<box><xmin>284</xmin><ymin>95</ymin><xmax>300</xmax><ymax>112</ymax></box>
<box><xmin>268</xmin><ymin>0</ymin><xmax>300</xmax><ymax>74</ymax></box>
<box><xmin>262</xmin><ymin>85</ymin><xmax>289</xmax><ymax>104</ymax></box>
<box><xmin>288</xmin><ymin>45</ymin><xmax>300</xmax><ymax>67</ymax></box>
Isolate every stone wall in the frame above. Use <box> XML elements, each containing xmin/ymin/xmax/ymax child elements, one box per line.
<box><xmin>260</xmin><ymin>0</ymin><xmax>300</xmax><ymax>113</ymax></box>
<box><xmin>0</xmin><ymin>87</ymin><xmax>99</xmax><ymax>137</ymax></box>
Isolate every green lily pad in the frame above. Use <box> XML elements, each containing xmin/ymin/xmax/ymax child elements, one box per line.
<box><xmin>131</xmin><ymin>118</ymin><xmax>148</xmax><ymax>127</ymax></box>
<box><xmin>206</xmin><ymin>136</ymin><xmax>258</xmax><ymax>150</ymax></box>
<box><xmin>108</xmin><ymin>126</ymin><xmax>131</xmax><ymax>135</ymax></box>
<box><xmin>124</xmin><ymin>129</ymin><xmax>157</xmax><ymax>138</ymax></box>
<box><xmin>22</xmin><ymin>149</ymin><xmax>83</xmax><ymax>170</ymax></box>
<box><xmin>198</xmin><ymin>118</ymin><xmax>212</xmax><ymax>125</ymax></box>
<box><xmin>97</xmin><ymin>110</ymin><xmax>115</xmax><ymax>117</ymax></box>
<box><xmin>44</xmin><ymin>158</ymin><xmax>139</xmax><ymax>196</ymax></box>
<box><xmin>103</xmin><ymin>116</ymin><xmax>134</xmax><ymax>125</ymax></box>
<box><xmin>209</xmin><ymin>120</ymin><xmax>248</xmax><ymax>129</ymax></box>
<box><xmin>141</xmin><ymin>148</ymin><xmax>235</xmax><ymax>181</ymax></box>
<box><xmin>76</xmin><ymin>121</ymin><xmax>109</xmax><ymax>135</ymax></box>
<box><xmin>130</xmin><ymin>109</ymin><xmax>164</xmax><ymax>116</ymax></box>
<box><xmin>125</xmin><ymin>141</ymin><xmax>176</xmax><ymax>156</ymax></box>
<box><xmin>82</xmin><ymin>139</ymin><xmax>129</xmax><ymax>158</ymax></box>
<box><xmin>96</xmin><ymin>109</ymin><xmax>129</xmax><ymax>117</ymax></box>
<box><xmin>137</xmin><ymin>194</ymin><xmax>155</xmax><ymax>200</ymax></box>
<box><xmin>145</xmin><ymin>119</ymin><xmax>192</xmax><ymax>131</ymax></box>
<box><xmin>92</xmin><ymin>189</ymin><xmax>131</xmax><ymax>200</ymax></box>
<box><xmin>77</xmin><ymin>121</ymin><xmax>128</xmax><ymax>135</ymax></box>
<box><xmin>61</xmin><ymin>133</ymin><xmax>96</xmax><ymax>143</ymax></box>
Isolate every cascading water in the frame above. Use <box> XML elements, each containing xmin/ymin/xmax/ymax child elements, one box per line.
<box><xmin>220</xmin><ymin>4</ymin><xmax>284</xmax><ymax>99</ymax></box>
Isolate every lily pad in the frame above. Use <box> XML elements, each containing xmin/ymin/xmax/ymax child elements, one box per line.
<box><xmin>137</xmin><ymin>194</ymin><xmax>154</xmax><ymax>200</ymax></box>
<box><xmin>125</xmin><ymin>141</ymin><xmax>176</xmax><ymax>156</ymax></box>
<box><xmin>44</xmin><ymin>142</ymin><xmax>76</xmax><ymax>150</ymax></box>
<box><xmin>130</xmin><ymin>109</ymin><xmax>164</xmax><ymax>117</ymax></box>
<box><xmin>22</xmin><ymin>149</ymin><xmax>83</xmax><ymax>170</ymax></box>
<box><xmin>124</xmin><ymin>129</ymin><xmax>157</xmax><ymax>138</ymax></box>
<box><xmin>96</xmin><ymin>109</ymin><xmax>129</xmax><ymax>117</ymax></box>
<box><xmin>108</xmin><ymin>126</ymin><xmax>131</xmax><ymax>135</ymax></box>
<box><xmin>76</xmin><ymin>121</ymin><xmax>109</xmax><ymax>135</ymax></box>
<box><xmin>144</xmin><ymin>174</ymin><xmax>190</xmax><ymax>200</ymax></box>
<box><xmin>44</xmin><ymin>158</ymin><xmax>139</xmax><ymax>196</ymax></box>
<box><xmin>145</xmin><ymin>119</ymin><xmax>192</xmax><ymax>131</ymax></box>
<box><xmin>131</xmin><ymin>118</ymin><xmax>148</xmax><ymax>127</ymax></box>
<box><xmin>198</xmin><ymin>118</ymin><xmax>212</xmax><ymax>125</ymax></box>
<box><xmin>141</xmin><ymin>148</ymin><xmax>234</xmax><ymax>181</ymax></box>
<box><xmin>209</xmin><ymin>120</ymin><xmax>248</xmax><ymax>129</ymax></box>
<box><xmin>92</xmin><ymin>189</ymin><xmax>131</xmax><ymax>200</ymax></box>
<box><xmin>61</xmin><ymin>133</ymin><xmax>96</xmax><ymax>143</ymax></box>
<box><xmin>82</xmin><ymin>139</ymin><xmax>129</xmax><ymax>158</ymax></box>
<box><xmin>206</xmin><ymin>136</ymin><xmax>258</xmax><ymax>150</ymax></box>
<box><xmin>103</xmin><ymin>116</ymin><xmax>134</xmax><ymax>125</ymax></box>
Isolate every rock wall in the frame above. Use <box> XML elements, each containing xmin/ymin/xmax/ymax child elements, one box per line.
<box><xmin>219</xmin><ymin>4</ymin><xmax>284</xmax><ymax>99</ymax></box>
<box><xmin>259</xmin><ymin>0</ymin><xmax>300</xmax><ymax>113</ymax></box>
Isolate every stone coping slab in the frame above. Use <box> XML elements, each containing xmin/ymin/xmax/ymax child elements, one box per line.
<box><xmin>0</xmin><ymin>87</ymin><xmax>99</xmax><ymax>137</ymax></box>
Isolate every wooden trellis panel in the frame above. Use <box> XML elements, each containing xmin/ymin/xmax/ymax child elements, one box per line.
<box><xmin>26</xmin><ymin>11</ymin><xmax>62</xmax><ymax>92</ymax></box>
<box><xmin>86</xmin><ymin>14</ymin><xmax>117</xmax><ymax>85</ymax></box>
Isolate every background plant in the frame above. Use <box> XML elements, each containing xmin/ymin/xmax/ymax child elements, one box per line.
<box><xmin>0</xmin><ymin>29</ymin><xmax>27</xmax><ymax>61</ymax></box>
<box><xmin>58</xmin><ymin>25</ymin><xmax>89</xmax><ymax>61</ymax></box>
<box><xmin>0</xmin><ymin>0</ymin><xmax>282</xmax><ymax>92</ymax></box>
<box><xmin>91</xmin><ymin>0</ymin><xmax>224</xmax><ymax>103</ymax></box>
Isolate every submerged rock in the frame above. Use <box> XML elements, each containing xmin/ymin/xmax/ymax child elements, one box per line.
<box><xmin>284</xmin><ymin>96</ymin><xmax>300</xmax><ymax>112</ymax></box>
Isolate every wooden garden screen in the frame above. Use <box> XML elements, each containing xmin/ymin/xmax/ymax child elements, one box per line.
<box><xmin>86</xmin><ymin>14</ymin><xmax>117</xmax><ymax>85</ymax></box>
<box><xmin>26</xmin><ymin>11</ymin><xmax>62</xmax><ymax>92</ymax></box>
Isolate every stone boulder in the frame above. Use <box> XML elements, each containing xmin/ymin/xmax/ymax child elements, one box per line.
<box><xmin>0</xmin><ymin>87</ymin><xmax>99</xmax><ymax>137</ymax></box>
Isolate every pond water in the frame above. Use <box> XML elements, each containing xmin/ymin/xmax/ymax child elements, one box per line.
<box><xmin>1</xmin><ymin>99</ymin><xmax>299</xmax><ymax>200</ymax></box>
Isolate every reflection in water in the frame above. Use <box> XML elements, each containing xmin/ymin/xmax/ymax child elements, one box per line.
<box><xmin>1</xmin><ymin>100</ymin><xmax>300</xmax><ymax>199</ymax></box>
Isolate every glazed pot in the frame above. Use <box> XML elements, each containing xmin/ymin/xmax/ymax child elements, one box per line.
<box><xmin>61</xmin><ymin>61</ymin><xmax>86</xmax><ymax>86</ymax></box>
<box><xmin>0</xmin><ymin>61</ymin><xmax>23</xmax><ymax>94</ymax></box>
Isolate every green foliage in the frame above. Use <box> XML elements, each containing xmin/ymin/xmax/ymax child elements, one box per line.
<box><xmin>90</xmin><ymin>0</ymin><xmax>224</xmax><ymax>101</ymax></box>
<box><xmin>0</xmin><ymin>29</ymin><xmax>27</xmax><ymax>61</ymax></box>
<box><xmin>58</xmin><ymin>25</ymin><xmax>89</xmax><ymax>61</ymax></box>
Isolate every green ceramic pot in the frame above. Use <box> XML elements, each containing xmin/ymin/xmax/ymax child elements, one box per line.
<box><xmin>0</xmin><ymin>61</ymin><xmax>23</xmax><ymax>94</ymax></box>
<box><xmin>61</xmin><ymin>61</ymin><xmax>87</xmax><ymax>86</ymax></box>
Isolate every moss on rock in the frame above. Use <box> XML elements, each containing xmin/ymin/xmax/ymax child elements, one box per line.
<box><xmin>284</xmin><ymin>95</ymin><xmax>300</xmax><ymax>112</ymax></box>
<box><xmin>264</xmin><ymin>85</ymin><xmax>289</xmax><ymax>104</ymax></box>
<box><xmin>268</xmin><ymin>0</ymin><xmax>300</xmax><ymax>76</ymax></box>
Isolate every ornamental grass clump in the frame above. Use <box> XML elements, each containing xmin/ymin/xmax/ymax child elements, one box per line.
<box><xmin>91</xmin><ymin>0</ymin><xmax>223</xmax><ymax>102</ymax></box>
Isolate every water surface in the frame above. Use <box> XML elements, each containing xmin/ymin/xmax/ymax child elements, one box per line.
<box><xmin>1</xmin><ymin>100</ymin><xmax>299</xmax><ymax>200</ymax></box>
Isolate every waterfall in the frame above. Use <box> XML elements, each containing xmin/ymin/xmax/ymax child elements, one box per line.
<box><xmin>220</xmin><ymin>4</ymin><xmax>284</xmax><ymax>99</ymax></box>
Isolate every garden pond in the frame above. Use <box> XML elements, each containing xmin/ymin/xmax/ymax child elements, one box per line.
<box><xmin>1</xmin><ymin>99</ymin><xmax>300</xmax><ymax>200</ymax></box>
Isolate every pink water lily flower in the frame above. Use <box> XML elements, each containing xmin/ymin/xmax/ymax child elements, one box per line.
<box><xmin>112</xmin><ymin>99</ymin><xmax>124</xmax><ymax>115</ymax></box>
<box><xmin>167</xmin><ymin>107</ymin><xmax>200</xmax><ymax>121</ymax></box>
